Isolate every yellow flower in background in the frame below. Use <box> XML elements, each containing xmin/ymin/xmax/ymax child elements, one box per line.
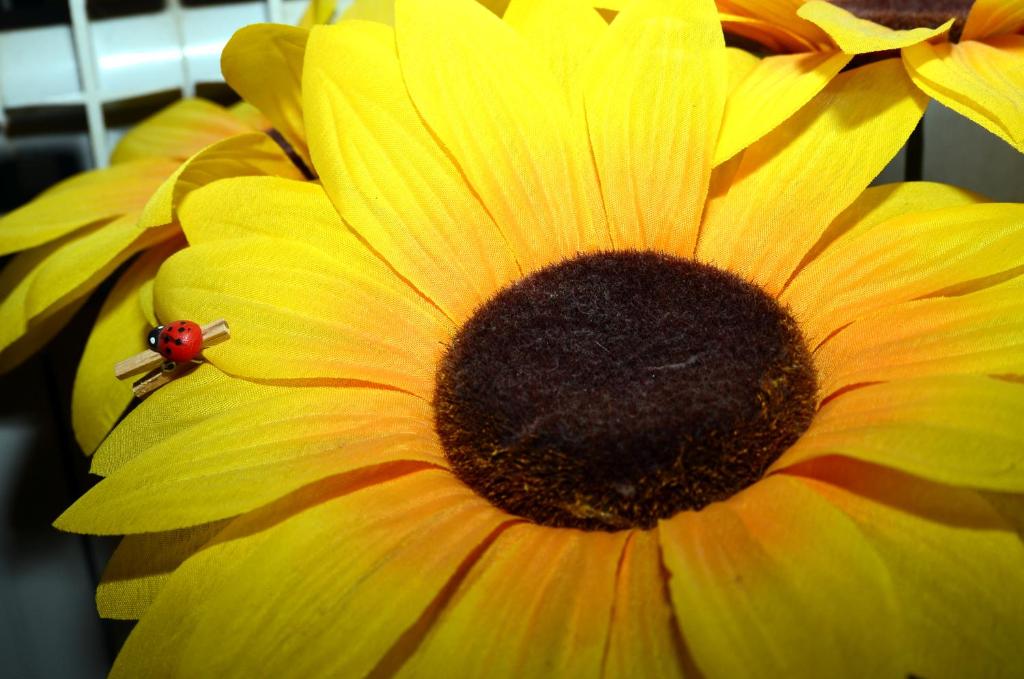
<box><xmin>0</xmin><ymin>98</ymin><xmax>257</xmax><ymax>377</ymax></box>
<box><xmin>56</xmin><ymin>0</ymin><xmax>1024</xmax><ymax>677</ymax></box>
<box><xmin>704</xmin><ymin>0</ymin><xmax>1024</xmax><ymax>154</ymax></box>
<box><xmin>0</xmin><ymin>3</ymin><xmax>355</xmax><ymax>453</ymax></box>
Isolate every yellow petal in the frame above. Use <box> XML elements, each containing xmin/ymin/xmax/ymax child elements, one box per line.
<box><xmin>983</xmin><ymin>490</ymin><xmax>1024</xmax><ymax>538</ymax></box>
<box><xmin>715</xmin><ymin>50</ymin><xmax>850</xmax><ymax>166</ymax></box>
<box><xmin>903</xmin><ymin>36</ymin><xmax>1024</xmax><ymax>153</ymax></box>
<box><xmin>583</xmin><ymin>0</ymin><xmax>725</xmax><ymax>253</ymax></box>
<box><xmin>698</xmin><ymin>59</ymin><xmax>928</xmax><ymax>295</ymax></box>
<box><xmin>154</xmin><ymin>237</ymin><xmax>452</xmax><ymax>398</ymax></box>
<box><xmin>396</xmin><ymin>524</ymin><xmax>627</xmax><ymax>678</ymax></box>
<box><xmin>25</xmin><ymin>218</ymin><xmax>172</xmax><ymax>320</ymax></box>
<box><xmin>503</xmin><ymin>0</ymin><xmax>607</xmax><ymax>95</ymax></box>
<box><xmin>395</xmin><ymin>0</ymin><xmax>608</xmax><ymax>271</ymax></box>
<box><xmin>220</xmin><ymin>24</ymin><xmax>310</xmax><ymax>165</ymax></box>
<box><xmin>56</xmin><ymin>387</ymin><xmax>442</xmax><ymax>534</ymax></box>
<box><xmin>0</xmin><ymin>217</ymin><xmax>174</xmax><ymax>359</ymax></box>
<box><xmin>773</xmin><ymin>375</ymin><xmax>1024</xmax><ymax>491</ymax></box>
<box><xmin>725</xmin><ymin>46</ymin><xmax>760</xmax><ymax>93</ymax></box>
<box><xmin>796</xmin><ymin>180</ymin><xmax>988</xmax><ymax>272</ymax></box>
<box><xmin>228</xmin><ymin>101</ymin><xmax>269</xmax><ymax>129</ymax></box>
<box><xmin>92</xmin><ymin>364</ymin><xmax>284</xmax><ymax>476</ymax></box>
<box><xmin>798</xmin><ymin>1</ymin><xmax>954</xmax><ymax>54</ymax></box>
<box><xmin>72</xmin><ymin>240</ymin><xmax>181</xmax><ymax>455</ymax></box>
<box><xmin>718</xmin><ymin>0</ymin><xmax>831</xmax><ymax>45</ymax></box>
<box><xmin>112</xmin><ymin>469</ymin><xmax>512</xmax><ymax>678</ymax></box>
<box><xmin>797</xmin><ymin>458</ymin><xmax>1024</xmax><ymax>679</ymax></box>
<box><xmin>784</xmin><ymin>203</ymin><xmax>1024</xmax><ymax>346</ymax></box>
<box><xmin>297</xmin><ymin>0</ymin><xmax>336</xmax><ymax>27</ymax></box>
<box><xmin>603</xmin><ymin>530</ymin><xmax>688</xmax><ymax>679</ymax></box>
<box><xmin>0</xmin><ymin>297</ymin><xmax>86</xmax><ymax>374</ymax></box>
<box><xmin>178</xmin><ymin>176</ymin><xmax>350</xmax><ymax>255</ymax></box>
<box><xmin>0</xmin><ymin>159</ymin><xmax>178</xmax><ymax>255</ymax></box>
<box><xmin>338</xmin><ymin>0</ymin><xmax>396</xmax><ymax>23</ymax></box>
<box><xmin>97</xmin><ymin>521</ymin><xmax>228</xmax><ymax>620</ymax></box>
<box><xmin>110</xmin><ymin>98</ymin><xmax>254</xmax><ymax>165</ymax></box>
<box><xmin>719</xmin><ymin>12</ymin><xmax>820</xmax><ymax>53</ymax></box>
<box><xmin>963</xmin><ymin>0</ymin><xmax>1024</xmax><ymax>41</ymax></box>
<box><xmin>659</xmin><ymin>474</ymin><xmax>903</xmax><ymax>678</ymax></box>
<box><xmin>303</xmin><ymin>22</ymin><xmax>519</xmax><ymax>324</ymax></box>
<box><xmin>138</xmin><ymin>132</ymin><xmax>304</xmax><ymax>229</ymax></box>
<box><xmin>815</xmin><ymin>276</ymin><xmax>1024</xmax><ymax>394</ymax></box>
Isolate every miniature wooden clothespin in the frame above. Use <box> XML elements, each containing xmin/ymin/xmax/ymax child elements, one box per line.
<box><xmin>114</xmin><ymin>319</ymin><xmax>230</xmax><ymax>398</ymax></box>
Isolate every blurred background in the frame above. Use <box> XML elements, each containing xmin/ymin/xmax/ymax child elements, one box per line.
<box><xmin>1</xmin><ymin>1</ymin><xmax>1022</xmax><ymax>677</ymax></box>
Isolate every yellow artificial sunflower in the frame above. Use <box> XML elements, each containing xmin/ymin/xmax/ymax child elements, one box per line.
<box><xmin>0</xmin><ymin>0</ymin><xmax>360</xmax><ymax>452</ymax></box>
<box><xmin>57</xmin><ymin>0</ymin><xmax>1024</xmax><ymax>677</ymax></box>
<box><xmin>697</xmin><ymin>0</ymin><xmax>1024</xmax><ymax>156</ymax></box>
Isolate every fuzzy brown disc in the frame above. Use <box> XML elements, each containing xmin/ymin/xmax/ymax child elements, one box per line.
<box><xmin>434</xmin><ymin>252</ymin><xmax>818</xmax><ymax>531</ymax></box>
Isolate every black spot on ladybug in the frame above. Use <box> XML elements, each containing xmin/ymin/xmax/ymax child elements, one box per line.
<box><xmin>175</xmin><ymin>339</ymin><xmax>183</xmax><ymax>345</ymax></box>
<box><xmin>178</xmin><ymin>326</ymin><xmax>185</xmax><ymax>332</ymax></box>
<box><xmin>162</xmin><ymin>334</ymin><xmax>171</xmax><ymax>344</ymax></box>
<box><xmin>163</xmin><ymin>348</ymin><xmax>172</xmax><ymax>357</ymax></box>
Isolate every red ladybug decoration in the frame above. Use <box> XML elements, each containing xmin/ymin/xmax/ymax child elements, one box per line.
<box><xmin>153</xmin><ymin>320</ymin><xmax>203</xmax><ymax>363</ymax></box>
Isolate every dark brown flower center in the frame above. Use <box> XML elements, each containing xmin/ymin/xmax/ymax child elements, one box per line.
<box><xmin>830</xmin><ymin>0</ymin><xmax>974</xmax><ymax>42</ymax></box>
<box><xmin>434</xmin><ymin>252</ymin><xmax>818</xmax><ymax>531</ymax></box>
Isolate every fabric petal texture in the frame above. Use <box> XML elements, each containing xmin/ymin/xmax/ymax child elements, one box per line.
<box><xmin>221</xmin><ymin>24</ymin><xmax>311</xmax><ymax>165</ymax></box>
<box><xmin>583</xmin><ymin>0</ymin><xmax>726</xmax><ymax>253</ymax></box>
<box><xmin>303</xmin><ymin>21</ymin><xmax>519</xmax><ymax>323</ymax></box>
<box><xmin>903</xmin><ymin>36</ymin><xmax>1024</xmax><ymax>153</ymax></box>
<box><xmin>43</xmin><ymin>3</ymin><xmax>1024</xmax><ymax>677</ymax></box>
<box><xmin>798</xmin><ymin>1</ymin><xmax>955</xmax><ymax>54</ymax></box>
<box><xmin>394</xmin><ymin>0</ymin><xmax>609</xmax><ymax>271</ymax></box>
<box><xmin>72</xmin><ymin>240</ymin><xmax>180</xmax><ymax>454</ymax></box>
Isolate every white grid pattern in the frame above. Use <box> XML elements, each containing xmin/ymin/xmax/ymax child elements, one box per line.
<box><xmin>0</xmin><ymin>0</ymin><xmax>339</xmax><ymax>167</ymax></box>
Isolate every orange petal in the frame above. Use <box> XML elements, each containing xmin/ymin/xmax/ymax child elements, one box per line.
<box><xmin>717</xmin><ymin>0</ymin><xmax>831</xmax><ymax>46</ymax></box>
<box><xmin>815</xmin><ymin>276</ymin><xmax>1024</xmax><ymax>395</ymax></box>
<box><xmin>794</xmin><ymin>180</ymin><xmax>988</xmax><ymax>274</ymax></box>
<box><xmin>962</xmin><ymin>0</ymin><xmax>1024</xmax><ymax>41</ymax></box>
<box><xmin>903</xmin><ymin>36</ymin><xmax>1024</xmax><ymax>153</ymax></box>
<box><xmin>111</xmin><ymin>469</ymin><xmax>513</xmax><ymax>678</ymax></box>
<box><xmin>784</xmin><ymin>202</ymin><xmax>1024</xmax><ymax>347</ymax></box>
<box><xmin>698</xmin><ymin>59</ymin><xmax>927</xmax><ymax>295</ymax></box>
<box><xmin>719</xmin><ymin>12</ymin><xmax>820</xmax><ymax>53</ymax></box>
<box><xmin>396</xmin><ymin>523</ymin><xmax>627</xmax><ymax>678</ymax></box>
<box><xmin>795</xmin><ymin>457</ymin><xmax>1024</xmax><ymax>679</ymax></box>
<box><xmin>659</xmin><ymin>474</ymin><xmax>903</xmax><ymax>678</ymax></box>
<box><xmin>772</xmin><ymin>375</ymin><xmax>1024</xmax><ymax>492</ymax></box>
<box><xmin>603</xmin><ymin>530</ymin><xmax>689</xmax><ymax>679</ymax></box>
